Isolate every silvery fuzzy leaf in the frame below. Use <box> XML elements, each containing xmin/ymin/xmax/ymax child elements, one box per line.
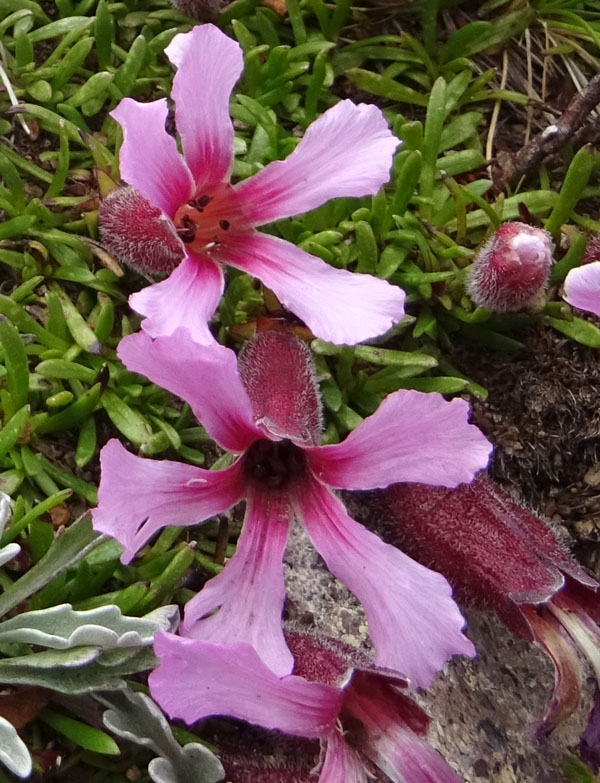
<box><xmin>0</xmin><ymin>716</ymin><xmax>32</xmax><ymax>778</ymax></box>
<box><xmin>0</xmin><ymin>517</ymin><xmax>101</xmax><ymax>618</ymax></box>
<box><xmin>0</xmin><ymin>492</ymin><xmax>12</xmax><ymax>539</ymax></box>
<box><xmin>0</xmin><ymin>543</ymin><xmax>20</xmax><ymax>568</ymax></box>
<box><xmin>0</xmin><ymin>646</ymin><xmax>158</xmax><ymax>694</ymax></box>
<box><xmin>0</xmin><ymin>493</ymin><xmax>20</xmax><ymax>568</ymax></box>
<box><xmin>0</xmin><ymin>603</ymin><xmax>179</xmax><ymax>649</ymax></box>
<box><xmin>102</xmin><ymin>690</ymin><xmax>224</xmax><ymax>783</ymax></box>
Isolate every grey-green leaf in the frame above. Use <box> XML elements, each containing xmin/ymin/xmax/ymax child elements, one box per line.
<box><xmin>0</xmin><ymin>646</ymin><xmax>158</xmax><ymax>694</ymax></box>
<box><xmin>0</xmin><ymin>716</ymin><xmax>32</xmax><ymax>778</ymax></box>
<box><xmin>101</xmin><ymin>690</ymin><xmax>224</xmax><ymax>783</ymax></box>
<box><xmin>0</xmin><ymin>603</ymin><xmax>179</xmax><ymax>649</ymax></box>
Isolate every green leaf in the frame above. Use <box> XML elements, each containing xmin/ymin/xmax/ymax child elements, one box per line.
<box><xmin>562</xmin><ymin>754</ymin><xmax>596</xmax><ymax>783</ymax></box>
<box><xmin>345</xmin><ymin>68</ymin><xmax>428</xmax><ymax>106</ymax></box>
<box><xmin>441</xmin><ymin>10</ymin><xmax>534</xmax><ymax>61</ymax></box>
<box><xmin>547</xmin><ymin>316</ymin><xmax>600</xmax><ymax>347</ymax></box>
<box><xmin>0</xmin><ymin>516</ymin><xmax>101</xmax><ymax>619</ymax></box>
<box><xmin>101</xmin><ymin>390</ymin><xmax>153</xmax><ymax>446</ymax></box>
<box><xmin>392</xmin><ymin>376</ymin><xmax>469</xmax><ymax>393</ymax></box>
<box><xmin>0</xmin><ymin>406</ymin><xmax>29</xmax><ymax>460</ymax></box>
<box><xmin>39</xmin><ymin>708</ymin><xmax>119</xmax><ymax>755</ymax></box>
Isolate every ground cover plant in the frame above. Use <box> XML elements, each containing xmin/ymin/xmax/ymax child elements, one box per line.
<box><xmin>1</xmin><ymin>0</ymin><xmax>600</xmax><ymax>780</ymax></box>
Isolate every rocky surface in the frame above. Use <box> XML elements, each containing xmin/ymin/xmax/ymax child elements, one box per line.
<box><xmin>284</xmin><ymin>517</ymin><xmax>593</xmax><ymax>783</ymax></box>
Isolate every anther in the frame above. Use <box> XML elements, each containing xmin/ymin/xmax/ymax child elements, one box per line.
<box><xmin>219</xmin><ymin>219</ymin><xmax>230</xmax><ymax>231</ymax></box>
<box><xmin>188</xmin><ymin>195</ymin><xmax>213</xmax><ymax>211</ymax></box>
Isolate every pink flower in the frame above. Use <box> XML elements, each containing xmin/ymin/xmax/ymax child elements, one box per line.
<box><xmin>564</xmin><ymin>261</ymin><xmax>600</xmax><ymax>317</ymax></box>
<box><xmin>104</xmin><ymin>24</ymin><xmax>405</xmax><ymax>346</ymax></box>
<box><xmin>382</xmin><ymin>477</ymin><xmax>600</xmax><ymax>735</ymax></box>
<box><xmin>467</xmin><ymin>221</ymin><xmax>553</xmax><ymax>311</ymax></box>
<box><xmin>93</xmin><ymin>327</ymin><xmax>492</xmax><ymax>683</ymax></box>
<box><xmin>149</xmin><ymin>629</ymin><xmax>462</xmax><ymax>783</ymax></box>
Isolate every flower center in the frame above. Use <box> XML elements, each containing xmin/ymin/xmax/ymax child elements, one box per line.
<box><xmin>173</xmin><ymin>183</ymin><xmax>238</xmax><ymax>254</ymax></box>
<box><xmin>243</xmin><ymin>439</ymin><xmax>307</xmax><ymax>491</ymax></box>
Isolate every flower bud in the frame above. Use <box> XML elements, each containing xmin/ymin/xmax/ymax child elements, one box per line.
<box><xmin>381</xmin><ymin>477</ymin><xmax>600</xmax><ymax>735</ymax></box>
<box><xmin>98</xmin><ymin>186</ymin><xmax>184</xmax><ymax>276</ymax></box>
<box><xmin>467</xmin><ymin>221</ymin><xmax>553</xmax><ymax>311</ymax></box>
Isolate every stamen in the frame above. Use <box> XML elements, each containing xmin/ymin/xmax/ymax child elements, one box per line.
<box><xmin>188</xmin><ymin>195</ymin><xmax>213</xmax><ymax>211</ymax></box>
<box><xmin>219</xmin><ymin>219</ymin><xmax>230</xmax><ymax>231</ymax></box>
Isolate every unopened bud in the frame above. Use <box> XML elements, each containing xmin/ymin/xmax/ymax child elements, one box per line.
<box><xmin>467</xmin><ymin>221</ymin><xmax>553</xmax><ymax>311</ymax></box>
<box><xmin>99</xmin><ymin>186</ymin><xmax>184</xmax><ymax>276</ymax></box>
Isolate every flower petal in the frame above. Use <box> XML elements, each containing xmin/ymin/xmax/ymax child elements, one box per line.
<box><xmin>235</xmin><ymin>100</ymin><xmax>399</xmax><ymax>225</ymax></box>
<box><xmin>128</xmin><ymin>252</ymin><xmax>223</xmax><ymax>346</ymax></box>
<box><xmin>150</xmin><ymin>634</ymin><xmax>341</xmax><ymax>735</ymax></box>
<box><xmin>182</xmin><ymin>489</ymin><xmax>293</xmax><ymax>676</ymax></box>
<box><xmin>92</xmin><ymin>440</ymin><xmax>244</xmax><ymax>564</ymax></box>
<box><xmin>564</xmin><ymin>261</ymin><xmax>600</xmax><ymax>317</ymax></box>
<box><xmin>307</xmin><ymin>391</ymin><xmax>492</xmax><ymax>490</ymax></box>
<box><xmin>318</xmin><ymin>731</ymin><xmax>369</xmax><ymax>783</ymax></box>
<box><xmin>111</xmin><ymin>98</ymin><xmax>193</xmax><ymax>218</ymax></box>
<box><xmin>165</xmin><ymin>25</ymin><xmax>242</xmax><ymax>191</ymax></box>
<box><xmin>118</xmin><ymin>328</ymin><xmax>261</xmax><ymax>453</ymax></box>
<box><xmin>220</xmin><ymin>232</ymin><xmax>405</xmax><ymax>345</ymax></box>
<box><xmin>298</xmin><ymin>478</ymin><xmax>475</xmax><ymax>687</ymax></box>
<box><xmin>344</xmin><ymin>671</ymin><xmax>461</xmax><ymax>783</ymax></box>
<box><xmin>522</xmin><ymin>605</ymin><xmax>583</xmax><ymax>736</ymax></box>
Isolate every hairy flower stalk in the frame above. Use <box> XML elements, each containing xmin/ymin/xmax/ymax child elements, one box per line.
<box><xmin>467</xmin><ymin>221</ymin><xmax>553</xmax><ymax>311</ymax></box>
<box><xmin>149</xmin><ymin>628</ymin><xmax>462</xmax><ymax>783</ymax></box>
<box><xmin>93</xmin><ymin>326</ymin><xmax>491</xmax><ymax>683</ymax></box>
<box><xmin>382</xmin><ymin>476</ymin><xmax>600</xmax><ymax>734</ymax></box>
<box><xmin>101</xmin><ymin>23</ymin><xmax>405</xmax><ymax>346</ymax></box>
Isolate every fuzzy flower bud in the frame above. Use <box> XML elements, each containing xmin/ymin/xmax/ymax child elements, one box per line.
<box><xmin>467</xmin><ymin>221</ymin><xmax>553</xmax><ymax>311</ymax></box>
<box><xmin>381</xmin><ymin>477</ymin><xmax>600</xmax><ymax>735</ymax></box>
<box><xmin>98</xmin><ymin>186</ymin><xmax>184</xmax><ymax>276</ymax></box>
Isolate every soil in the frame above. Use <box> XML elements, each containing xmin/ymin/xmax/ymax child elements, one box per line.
<box><xmin>452</xmin><ymin>322</ymin><xmax>600</xmax><ymax>575</ymax></box>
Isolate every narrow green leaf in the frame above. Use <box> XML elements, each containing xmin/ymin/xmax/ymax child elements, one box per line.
<box><xmin>545</xmin><ymin>147</ymin><xmax>595</xmax><ymax>237</ymax></box>
<box><xmin>0</xmin><ymin>318</ymin><xmax>29</xmax><ymax>410</ymax></box>
<box><xmin>40</xmin><ymin>708</ymin><xmax>119</xmax><ymax>755</ymax></box>
<box><xmin>0</xmin><ymin>406</ymin><xmax>29</xmax><ymax>461</ymax></box>
<box><xmin>0</xmin><ymin>516</ymin><xmax>100</xmax><ymax>618</ymax></box>
<box><xmin>547</xmin><ymin>316</ymin><xmax>600</xmax><ymax>347</ymax></box>
<box><xmin>101</xmin><ymin>390</ymin><xmax>152</xmax><ymax>446</ymax></box>
<box><xmin>345</xmin><ymin>68</ymin><xmax>428</xmax><ymax>106</ymax></box>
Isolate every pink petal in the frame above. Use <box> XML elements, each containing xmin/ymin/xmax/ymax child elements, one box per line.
<box><xmin>522</xmin><ymin>605</ymin><xmax>583</xmax><ymax>736</ymax></box>
<box><xmin>150</xmin><ymin>634</ymin><xmax>341</xmax><ymax>735</ymax></box>
<box><xmin>344</xmin><ymin>671</ymin><xmax>461</xmax><ymax>783</ymax></box>
<box><xmin>298</xmin><ymin>478</ymin><xmax>475</xmax><ymax>687</ymax></box>
<box><xmin>92</xmin><ymin>440</ymin><xmax>244</xmax><ymax>564</ymax></box>
<box><xmin>219</xmin><ymin>232</ymin><xmax>405</xmax><ymax>345</ymax></box>
<box><xmin>234</xmin><ymin>100</ymin><xmax>399</xmax><ymax>225</ymax></box>
<box><xmin>165</xmin><ymin>25</ymin><xmax>242</xmax><ymax>191</ymax></box>
<box><xmin>238</xmin><ymin>328</ymin><xmax>322</xmax><ymax>446</ymax></box>
<box><xmin>118</xmin><ymin>329</ymin><xmax>261</xmax><ymax>453</ymax></box>
<box><xmin>128</xmin><ymin>252</ymin><xmax>223</xmax><ymax>346</ymax></box>
<box><xmin>318</xmin><ymin>731</ymin><xmax>369</xmax><ymax>783</ymax></box>
<box><xmin>111</xmin><ymin>98</ymin><xmax>193</xmax><ymax>218</ymax></box>
<box><xmin>307</xmin><ymin>391</ymin><xmax>492</xmax><ymax>490</ymax></box>
<box><xmin>564</xmin><ymin>261</ymin><xmax>600</xmax><ymax>317</ymax></box>
<box><xmin>182</xmin><ymin>489</ymin><xmax>293</xmax><ymax>676</ymax></box>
